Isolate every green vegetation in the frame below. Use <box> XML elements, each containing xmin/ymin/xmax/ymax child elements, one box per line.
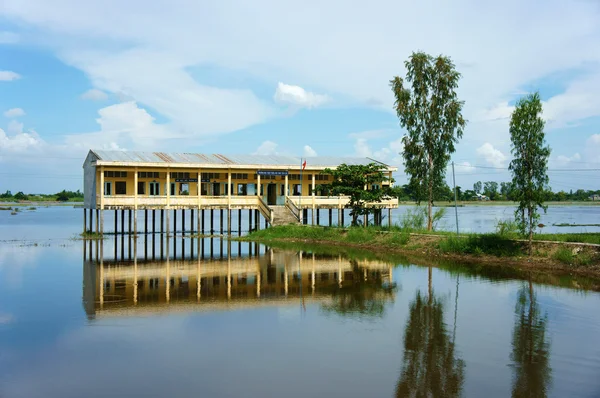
<box><xmin>0</xmin><ymin>189</ymin><xmax>84</xmax><ymax>203</ymax></box>
<box><xmin>509</xmin><ymin>92</ymin><xmax>551</xmax><ymax>254</ymax></box>
<box><xmin>438</xmin><ymin>234</ymin><xmax>522</xmax><ymax>257</ymax></box>
<box><xmin>0</xmin><ymin>206</ymin><xmax>12</xmax><ymax>211</ymax></box>
<box><xmin>76</xmin><ymin>231</ymin><xmax>105</xmax><ymax>240</ymax></box>
<box><xmin>390</xmin><ymin>51</ymin><xmax>466</xmax><ymax>230</ymax></box>
<box><xmin>553</xmin><ymin>247</ymin><xmax>593</xmax><ymax>266</ymax></box>
<box><xmin>317</xmin><ymin>163</ymin><xmax>396</xmax><ymax>226</ymax></box>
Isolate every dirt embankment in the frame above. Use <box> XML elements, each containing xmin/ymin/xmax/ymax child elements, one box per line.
<box><xmin>253</xmin><ymin>233</ymin><xmax>600</xmax><ymax>280</ymax></box>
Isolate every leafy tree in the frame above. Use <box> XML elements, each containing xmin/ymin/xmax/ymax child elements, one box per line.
<box><xmin>484</xmin><ymin>181</ymin><xmax>499</xmax><ymax>200</ymax></box>
<box><xmin>391</xmin><ymin>52</ymin><xmax>466</xmax><ymax>230</ymax></box>
<box><xmin>473</xmin><ymin>181</ymin><xmax>482</xmax><ymax>195</ymax></box>
<box><xmin>13</xmin><ymin>191</ymin><xmax>28</xmax><ymax>201</ymax></box>
<box><xmin>509</xmin><ymin>92</ymin><xmax>551</xmax><ymax>253</ymax></box>
<box><xmin>0</xmin><ymin>190</ymin><xmax>12</xmax><ymax>199</ymax></box>
<box><xmin>56</xmin><ymin>190</ymin><xmax>70</xmax><ymax>202</ymax></box>
<box><xmin>318</xmin><ymin>163</ymin><xmax>396</xmax><ymax>226</ymax></box>
<box><xmin>462</xmin><ymin>189</ymin><xmax>476</xmax><ymax>201</ymax></box>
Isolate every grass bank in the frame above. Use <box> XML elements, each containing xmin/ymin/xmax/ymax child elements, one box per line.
<box><xmin>243</xmin><ymin>225</ymin><xmax>600</xmax><ymax>277</ymax></box>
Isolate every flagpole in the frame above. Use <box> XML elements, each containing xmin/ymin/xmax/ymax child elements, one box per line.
<box><xmin>299</xmin><ymin>157</ymin><xmax>303</xmax><ymax>224</ymax></box>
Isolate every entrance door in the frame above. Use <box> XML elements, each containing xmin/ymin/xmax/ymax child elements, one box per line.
<box><xmin>267</xmin><ymin>184</ymin><xmax>277</xmax><ymax>205</ymax></box>
<box><xmin>104</xmin><ymin>182</ymin><xmax>112</xmax><ymax>196</ymax></box>
<box><xmin>212</xmin><ymin>182</ymin><xmax>220</xmax><ymax>196</ymax></box>
<box><xmin>149</xmin><ymin>182</ymin><xmax>160</xmax><ymax>196</ymax></box>
<box><xmin>170</xmin><ymin>183</ymin><xmax>176</xmax><ymax>196</ymax></box>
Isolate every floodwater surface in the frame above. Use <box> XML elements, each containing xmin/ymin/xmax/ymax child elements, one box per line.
<box><xmin>0</xmin><ymin>207</ymin><xmax>600</xmax><ymax>397</ymax></box>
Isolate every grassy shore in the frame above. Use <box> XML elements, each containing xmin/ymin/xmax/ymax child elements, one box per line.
<box><xmin>242</xmin><ymin>225</ymin><xmax>600</xmax><ymax>277</ymax></box>
<box><xmin>399</xmin><ymin>200</ymin><xmax>600</xmax><ymax>206</ymax></box>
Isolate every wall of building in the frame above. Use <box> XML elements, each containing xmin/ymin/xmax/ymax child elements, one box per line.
<box><xmin>83</xmin><ymin>152</ymin><xmax>98</xmax><ymax>209</ymax></box>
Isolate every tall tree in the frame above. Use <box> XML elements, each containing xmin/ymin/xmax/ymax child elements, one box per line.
<box><xmin>318</xmin><ymin>163</ymin><xmax>395</xmax><ymax>226</ymax></box>
<box><xmin>391</xmin><ymin>52</ymin><xmax>466</xmax><ymax>231</ymax></box>
<box><xmin>484</xmin><ymin>181</ymin><xmax>499</xmax><ymax>200</ymax></box>
<box><xmin>473</xmin><ymin>181</ymin><xmax>482</xmax><ymax>195</ymax></box>
<box><xmin>508</xmin><ymin>92</ymin><xmax>551</xmax><ymax>254</ymax></box>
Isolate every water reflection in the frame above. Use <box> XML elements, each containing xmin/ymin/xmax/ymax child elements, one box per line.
<box><xmin>82</xmin><ymin>235</ymin><xmax>396</xmax><ymax>319</ymax></box>
<box><xmin>510</xmin><ymin>280</ymin><xmax>552</xmax><ymax>397</ymax></box>
<box><xmin>396</xmin><ymin>268</ymin><xmax>465</xmax><ymax>397</ymax></box>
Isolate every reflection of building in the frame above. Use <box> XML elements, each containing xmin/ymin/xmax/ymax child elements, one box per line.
<box><xmin>83</xmin><ymin>237</ymin><xmax>395</xmax><ymax>319</ymax></box>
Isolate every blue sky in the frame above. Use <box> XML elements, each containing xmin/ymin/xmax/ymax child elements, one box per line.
<box><xmin>1</xmin><ymin>0</ymin><xmax>600</xmax><ymax>194</ymax></box>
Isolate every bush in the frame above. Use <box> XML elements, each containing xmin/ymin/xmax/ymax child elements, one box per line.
<box><xmin>384</xmin><ymin>231</ymin><xmax>410</xmax><ymax>246</ymax></box>
<box><xmin>553</xmin><ymin>246</ymin><xmax>594</xmax><ymax>266</ymax></box>
<box><xmin>13</xmin><ymin>191</ymin><xmax>28</xmax><ymax>201</ymax></box>
<box><xmin>399</xmin><ymin>206</ymin><xmax>446</xmax><ymax>231</ymax></box>
<box><xmin>438</xmin><ymin>234</ymin><xmax>522</xmax><ymax>257</ymax></box>
<box><xmin>495</xmin><ymin>219</ymin><xmax>520</xmax><ymax>237</ymax></box>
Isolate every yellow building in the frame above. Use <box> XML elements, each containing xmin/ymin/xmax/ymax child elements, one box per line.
<box><xmin>83</xmin><ymin>149</ymin><xmax>398</xmax><ymax>232</ymax></box>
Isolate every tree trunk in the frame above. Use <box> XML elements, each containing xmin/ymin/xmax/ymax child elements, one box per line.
<box><xmin>352</xmin><ymin>211</ymin><xmax>358</xmax><ymax>227</ymax></box>
<box><xmin>528</xmin><ymin>206</ymin><xmax>533</xmax><ymax>255</ymax></box>
<box><xmin>427</xmin><ymin>156</ymin><xmax>433</xmax><ymax>231</ymax></box>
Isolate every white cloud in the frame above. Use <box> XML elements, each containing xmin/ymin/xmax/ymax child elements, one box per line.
<box><xmin>349</xmin><ymin>129</ymin><xmax>392</xmax><ymax>140</ymax></box>
<box><xmin>453</xmin><ymin>161</ymin><xmax>477</xmax><ymax>174</ymax></box>
<box><xmin>0</xmin><ymin>70</ymin><xmax>20</xmax><ymax>81</ymax></box>
<box><xmin>273</xmin><ymin>82</ymin><xmax>329</xmax><ymax>109</ymax></box>
<box><xmin>543</xmin><ymin>71</ymin><xmax>600</xmax><ymax>128</ymax></box>
<box><xmin>3</xmin><ymin>108</ymin><xmax>25</xmax><ymax>118</ymax></box>
<box><xmin>63</xmin><ymin>101</ymin><xmax>174</xmax><ymax>149</ymax></box>
<box><xmin>478</xmin><ymin>101</ymin><xmax>514</xmax><ymax>121</ymax></box>
<box><xmin>584</xmin><ymin>134</ymin><xmax>600</xmax><ymax>163</ymax></box>
<box><xmin>0</xmin><ymin>127</ymin><xmax>43</xmax><ymax>153</ymax></box>
<box><xmin>476</xmin><ymin>142</ymin><xmax>507</xmax><ymax>168</ymax></box>
<box><xmin>253</xmin><ymin>140</ymin><xmax>278</xmax><ymax>156</ymax></box>
<box><xmin>303</xmin><ymin>145</ymin><xmax>317</xmax><ymax>157</ymax></box>
<box><xmin>555</xmin><ymin>153</ymin><xmax>581</xmax><ymax>165</ymax></box>
<box><xmin>354</xmin><ymin>138</ymin><xmax>372</xmax><ymax>158</ymax></box>
<box><xmin>0</xmin><ymin>31</ymin><xmax>19</xmax><ymax>44</ymax></box>
<box><xmin>7</xmin><ymin>120</ymin><xmax>24</xmax><ymax>134</ymax></box>
<box><xmin>80</xmin><ymin>88</ymin><xmax>108</xmax><ymax>101</ymax></box>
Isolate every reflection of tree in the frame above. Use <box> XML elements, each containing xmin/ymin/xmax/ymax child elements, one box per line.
<box><xmin>396</xmin><ymin>268</ymin><xmax>465</xmax><ymax>397</ymax></box>
<box><xmin>321</xmin><ymin>261</ymin><xmax>396</xmax><ymax>320</ymax></box>
<box><xmin>510</xmin><ymin>280</ymin><xmax>552</xmax><ymax>398</ymax></box>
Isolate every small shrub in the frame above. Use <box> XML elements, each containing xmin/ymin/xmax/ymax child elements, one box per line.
<box><xmin>495</xmin><ymin>219</ymin><xmax>520</xmax><ymax>237</ymax></box>
<box><xmin>399</xmin><ymin>207</ymin><xmax>426</xmax><ymax>231</ymax></box>
<box><xmin>384</xmin><ymin>232</ymin><xmax>410</xmax><ymax>246</ymax></box>
<box><xmin>346</xmin><ymin>227</ymin><xmax>373</xmax><ymax>243</ymax></box>
<box><xmin>553</xmin><ymin>246</ymin><xmax>596</xmax><ymax>266</ymax></box>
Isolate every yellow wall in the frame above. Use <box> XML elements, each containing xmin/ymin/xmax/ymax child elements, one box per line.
<box><xmin>95</xmin><ymin>166</ymin><xmax>335</xmax><ymax>197</ymax></box>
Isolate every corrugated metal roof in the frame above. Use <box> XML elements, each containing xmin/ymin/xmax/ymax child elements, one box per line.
<box><xmin>91</xmin><ymin>150</ymin><xmax>392</xmax><ymax>168</ymax></box>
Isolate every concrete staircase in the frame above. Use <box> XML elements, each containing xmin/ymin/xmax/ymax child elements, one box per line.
<box><xmin>270</xmin><ymin>205</ymin><xmax>300</xmax><ymax>226</ymax></box>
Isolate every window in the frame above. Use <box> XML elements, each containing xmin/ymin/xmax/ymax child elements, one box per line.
<box><xmin>280</xmin><ymin>184</ymin><xmax>285</xmax><ymax>196</ymax></box>
<box><xmin>201</xmin><ymin>172</ymin><xmax>220</xmax><ymax>180</ymax></box>
<box><xmin>316</xmin><ymin>175</ymin><xmax>329</xmax><ymax>181</ymax></box>
<box><xmin>137</xmin><ymin>181</ymin><xmax>146</xmax><ymax>195</ymax></box>
<box><xmin>149</xmin><ymin>182</ymin><xmax>160</xmax><ymax>196</ymax></box>
<box><xmin>231</xmin><ymin>173</ymin><xmax>249</xmax><ymax>180</ymax></box>
<box><xmin>170</xmin><ymin>172</ymin><xmax>191</xmax><ymax>179</ymax></box>
<box><xmin>254</xmin><ymin>174</ymin><xmax>276</xmax><ymax>180</ymax></box>
<box><xmin>237</xmin><ymin>184</ymin><xmax>247</xmax><ymax>195</ymax></box>
<box><xmin>115</xmin><ymin>182</ymin><xmax>127</xmax><ymax>195</ymax></box>
<box><xmin>104</xmin><ymin>171</ymin><xmax>127</xmax><ymax>177</ymax></box>
<box><xmin>138</xmin><ymin>172</ymin><xmax>159</xmax><ymax>178</ymax></box>
<box><xmin>288</xmin><ymin>174</ymin><xmax>301</xmax><ymax>181</ymax></box>
<box><xmin>293</xmin><ymin>184</ymin><xmax>302</xmax><ymax>196</ymax></box>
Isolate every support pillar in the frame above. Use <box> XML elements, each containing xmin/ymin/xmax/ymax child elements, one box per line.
<box><xmin>96</xmin><ymin>209</ymin><xmax>99</xmax><ymax>233</ymax></box>
<box><xmin>89</xmin><ymin>209</ymin><xmax>93</xmax><ymax>233</ymax></box>
<box><xmin>341</xmin><ymin>209</ymin><xmax>345</xmax><ymax>226</ymax></box>
<box><xmin>220</xmin><ymin>209</ymin><xmax>224</xmax><ymax>234</ymax></box>
<box><xmin>114</xmin><ymin>209</ymin><xmax>117</xmax><ymax>234</ymax></box>
<box><xmin>364</xmin><ymin>213</ymin><xmax>368</xmax><ymax>227</ymax></box>
<box><xmin>210</xmin><ymin>209</ymin><xmax>214</xmax><ymax>233</ymax></box>
<box><xmin>100</xmin><ymin>210</ymin><xmax>104</xmax><ymax>234</ymax></box>
<box><xmin>166</xmin><ymin>208</ymin><xmax>170</xmax><ymax>237</ymax></box>
<box><xmin>255</xmin><ymin>209</ymin><xmax>260</xmax><ymax>231</ymax></box>
<box><xmin>238</xmin><ymin>209</ymin><xmax>242</xmax><ymax>235</ymax></box>
<box><xmin>182</xmin><ymin>209</ymin><xmax>186</xmax><ymax>235</ymax></box>
<box><xmin>227</xmin><ymin>209</ymin><xmax>231</xmax><ymax>235</ymax></box>
<box><xmin>329</xmin><ymin>209</ymin><xmax>332</xmax><ymax>226</ymax></box>
<box><xmin>388</xmin><ymin>208</ymin><xmax>392</xmax><ymax>227</ymax></box>
<box><xmin>316</xmin><ymin>209</ymin><xmax>320</xmax><ymax>225</ymax></box>
<box><xmin>248</xmin><ymin>209</ymin><xmax>253</xmax><ymax>231</ymax></box>
<box><xmin>83</xmin><ymin>209</ymin><xmax>87</xmax><ymax>233</ymax></box>
<box><xmin>121</xmin><ymin>209</ymin><xmax>124</xmax><ymax>235</ymax></box>
<box><xmin>145</xmin><ymin>209</ymin><xmax>148</xmax><ymax>235</ymax></box>
<box><xmin>201</xmin><ymin>210</ymin><xmax>205</xmax><ymax>234</ymax></box>
<box><xmin>128</xmin><ymin>209</ymin><xmax>132</xmax><ymax>235</ymax></box>
<box><xmin>191</xmin><ymin>209</ymin><xmax>194</xmax><ymax>234</ymax></box>
<box><xmin>161</xmin><ymin>209</ymin><xmax>164</xmax><ymax>234</ymax></box>
<box><xmin>152</xmin><ymin>210</ymin><xmax>156</xmax><ymax>235</ymax></box>
<box><xmin>174</xmin><ymin>209</ymin><xmax>177</xmax><ymax>235</ymax></box>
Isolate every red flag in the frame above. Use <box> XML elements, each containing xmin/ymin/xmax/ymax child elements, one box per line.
<box><xmin>302</xmin><ymin>160</ymin><xmax>307</xmax><ymax>170</ymax></box>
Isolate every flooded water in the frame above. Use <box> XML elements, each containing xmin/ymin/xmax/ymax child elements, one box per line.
<box><xmin>1</xmin><ymin>206</ymin><xmax>600</xmax><ymax>397</ymax></box>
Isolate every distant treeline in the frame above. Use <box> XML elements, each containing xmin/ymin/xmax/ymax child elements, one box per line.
<box><xmin>0</xmin><ymin>190</ymin><xmax>84</xmax><ymax>202</ymax></box>
<box><xmin>393</xmin><ymin>181</ymin><xmax>600</xmax><ymax>202</ymax></box>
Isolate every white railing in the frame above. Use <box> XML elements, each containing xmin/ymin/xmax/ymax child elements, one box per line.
<box><xmin>284</xmin><ymin>196</ymin><xmax>301</xmax><ymax>221</ymax></box>
<box><xmin>258</xmin><ymin>197</ymin><xmax>273</xmax><ymax>224</ymax></box>
<box><xmin>286</xmin><ymin>195</ymin><xmax>398</xmax><ymax>209</ymax></box>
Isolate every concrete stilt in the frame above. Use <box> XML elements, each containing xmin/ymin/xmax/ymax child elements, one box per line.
<box><xmin>166</xmin><ymin>209</ymin><xmax>170</xmax><ymax>237</ymax></box>
<box><xmin>121</xmin><ymin>209</ymin><xmax>125</xmax><ymax>235</ymax></box>
<box><xmin>145</xmin><ymin>209</ymin><xmax>149</xmax><ymax>234</ymax></box>
<box><xmin>128</xmin><ymin>209</ymin><xmax>132</xmax><ymax>234</ymax></box>
<box><xmin>201</xmin><ymin>210</ymin><xmax>205</xmax><ymax>234</ymax></box>
<box><xmin>161</xmin><ymin>209</ymin><xmax>164</xmax><ymax>235</ymax></box>
<box><xmin>134</xmin><ymin>210</ymin><xmax>138</xmax><ymax>235</ymax></box>
<box><xmin>182</xmin><ymin>209</ymin><xmax>185</xmax><ymax>235</ymax></box>
<box><xmin>96</xmin><ymin>209</ymin><xmax>99</xmax><ymax>233</ymax></box>
<box><xmin>152</xmin><ymin>210</ymin><xmax>156</xmax><ymax>235</ymax></box>
<box><xmin>316</xmin><ymin>209</ymin><xmax>320</xmax><ymax>225</ymax></box>
<box><xmin>249</xmin><ymin>209</ymin><xmax>253</xmax><ymax>231</ymax></box>
<box><xmin>191</xmin><ymin>209</ymin><xmax>194</xmax><ymax>234</ymax></box>
<box><xmin>227</xmin><ymin>209</ymin><xmax>231</xmax><ymax>234</ymax></box>
<box><xmin>210</xmin><ymin>209</ymin><xmax>214</xmax><ymax>233</ymax></box>
<box><xmin>89</xmin><ymin>209</ymin><xmax>93</xmax><ymax>233</ymax></box>
<box><xmin>255</xmin><ymin>210</ymin><xmax>260</xmax><ymax>231</ymax></box>
<box><xmin>329</xmin><ymin>209</ymin><xmax>332</xmax><ymax>226</ymax></box>
<box><xmin>174</xmin><ymin>209</ymin><xmax>177</xmax><ymax>235</ymax></box>
<box><xmin>114</xmin><ymin>210</ymin><xmax>118</xmax><ymax>234</ymax></box>
<box><xmin>388</xmin><ymin>208</ymin><xmax>392</xmax><ymax>227</ymax></box>
<box><xmin>220</xmin><ymin>209</ymin><xmax>224</xmax><ymax>234</ymax></box>
<box><xmin>341</xmin><ymin>209</ymin><xmax>345</xmax><ymax>226</ymax></box>
<box><xmin>238</xmin><ymin>209</ymin><xmax>242</xmax><ymax>235</ymax></box>
<box><xmin>83</xmin><ymin>209</ymin><xmax>87</xmax><ymax>233</ymax></box>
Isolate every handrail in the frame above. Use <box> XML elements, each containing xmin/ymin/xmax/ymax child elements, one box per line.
<box><xmin>285</xmin><ymin>196</ymin><xmax>301</xmax><ymax>221</ymax></box>
<box><xmin>257</xmin><ymin>197</ymin><xmax>272</xmax><ymax>224</ymax></box>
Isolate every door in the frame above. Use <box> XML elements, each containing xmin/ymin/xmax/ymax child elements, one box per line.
<box><xmin>170</xmin><ymin>183</ymin><xmax>176</xmax><ymax>196</ymax></box>
<box><xmin>104</xmin><ymin>182</ymin><xmax>112</xmax><ymax>196</ymax></box>
<box><xmin>267</xmin><ymin>184</ymin><xmax>277</xmax><ymax>205</ymax></box>
<box><xmin>212</xmin><ymin>182</ymin><xmax>220</xmax><ymax>196</ymax></box>
<box><xmin>149</xmin><ymin>182</ymin><xmax>160</xmax><ymax>196</ymax></box>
